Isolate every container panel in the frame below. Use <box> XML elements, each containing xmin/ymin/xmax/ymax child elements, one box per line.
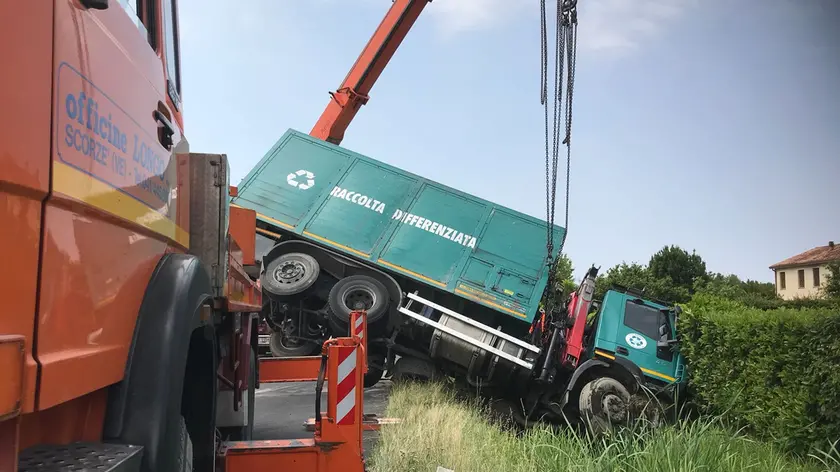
<box><xmin>379</xmin><ymin>184</ymin><xmax>487</xmax><ymax>286</ymax></box>
<box><xmin>303</xmin><ymin>159</ymin><xmax>417</xmax><ymax>257</ymax></box>
<box><xmin>454</xmin><ymin>209</ymin><xmax>564</xmax><ymax>321</ymax></box>
<box><xmin>463</xmin><ymin>258</ymin><xmax>493</xmax><ymax>286</ymax></box>
<box><xmin>234</xmin><ymin>129</ymin><xmax>567</xmax><ymax>324</ymax></box>
<box><xmin>492</xmin><ymin>268</ymin><xmax>537</xmax><ymax>303</ymax></box>
<box><xmin>236</xmin><ymin>136</ymin><xmax>351</xmax><ymax>228</ymax></box>
<box><xmin>475</xmin><ymin>209</ymin><xmax>559</xmax><ymax>277</ymax></box>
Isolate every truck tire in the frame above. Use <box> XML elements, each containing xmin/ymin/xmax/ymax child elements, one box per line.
<box><xmin>628</xmin><ymin>389</ymin><xmax>665</xmax><ymax>428</ymax></box>
<box><xmin>578</xmin><ymin>376</ymin><xmax>631</xmax><ymax>436</ymax></box>
<box><xmin>364</xmin><ymin>350</ymin><xmax>387</xmax><ymax>388</ymax></box>
<box><xmin>262</xmin><ymin>252</ymin><xmax>320</xmax><ymax>298</ymax></box>
<box><xmin>391</xmin><ymin>357</ymin><xmax>438</xmax><ymax>384</ymax></box>
<box><xmin>327</xmin><ymin>275</ymin><xmax>389</xmax><ymax>332</ymax></box>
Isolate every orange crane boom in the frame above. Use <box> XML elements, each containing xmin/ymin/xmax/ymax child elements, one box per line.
<box><xmin>309</xmin><ymin>0</ymin><xmax>431</xmax><ymax>145</ymax></box>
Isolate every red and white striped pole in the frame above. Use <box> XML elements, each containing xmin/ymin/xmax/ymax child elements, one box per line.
<box><xmin>349</xmin><ymin>310</ymin><xmax>368</xmax><ymax>373</ymax></box>
<box><xmin>333</xmin><ymin>343</ymin><xmax>360</xmax><ymax>426</ymax></box>
<box><xmin>320</xmin><ymin>336</ymin><xmax>365</xmax><ymax>470</ymax></box>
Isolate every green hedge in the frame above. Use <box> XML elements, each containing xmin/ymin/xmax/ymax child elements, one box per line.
<box><xmin>678</xmin><ymin>294</ymin><xmax>840</xmax><ymax>457</ymax></box>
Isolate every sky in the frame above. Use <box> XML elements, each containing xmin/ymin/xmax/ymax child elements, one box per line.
<box><xmin>178</xmin><ymin>0</ymin><xmax>839</xmax><ymax>283</ymax></box>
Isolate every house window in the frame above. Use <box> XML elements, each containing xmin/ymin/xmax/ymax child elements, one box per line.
<box><xmin>779</xmin><ymin>272</ymin><xmax>786</xmax><ymax>290</ymax></box>
<box><xmin>798</xmin><ymin>269</ymin><xmax>805</xmax><ymax>289</ymax></box>
<box><xmin>813</xmin><ymin>267</ymin><xmax>821</xmax><ymax>287</ymax></box>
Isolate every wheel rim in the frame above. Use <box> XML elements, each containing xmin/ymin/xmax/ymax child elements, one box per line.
<box><xmin>272</xmin><ymin>260</ymin><xmax>309</xmax><ymax>287</ymax></box>
<box><xmin>601</xmin><ymin>393</ymin><xmax>628</xmax><ymax>423</ymax></box>
<box><xmin>343</xmin><ymin>286</ymin><xmax>377</xmax><ymax>311</ymax></box>
<box><xmin>269</xmin><ymin>320</ymin><xmax>306</xmax><ymax>352</ymax></box>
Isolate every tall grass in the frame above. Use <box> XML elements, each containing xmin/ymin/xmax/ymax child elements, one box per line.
<box><xmin>369</xmin><ymin>382</ymin><xmax>836</xmax><ymax>472</ymax></box>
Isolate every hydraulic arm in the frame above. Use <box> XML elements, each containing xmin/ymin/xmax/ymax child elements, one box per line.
<box><xmin>309</xmin><ymin>0</ymin><xmax>431</xmax><ymax>145</ymax></box>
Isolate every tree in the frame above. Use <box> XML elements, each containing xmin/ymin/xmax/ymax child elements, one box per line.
<box><xmin>648</xmin><ymin>245</ymin><xmax>708</xmax><ymax>292</ymax></box>
<box><xmin>741</xmin><ymin>278</ymin><xmax>777</xmax><ymax>299</ymax></box>
<box><xmin>693</xmin><ymin>272</ymin><xmax>781</xmax><ymax>309</ymax></box>
<box><xmin>822</xmin><ymin>262</ymin><xmax>840</xmax><ymax>299</ymax></box>
<box><xmin>594</xmin><ymin>262</ymin><xmax>691</xmax><ymax>303</ymax></box>
<box><xmin>553</xmin><ymin>253</ymin><xmax>576</xmax><ymax>295</ymax></box>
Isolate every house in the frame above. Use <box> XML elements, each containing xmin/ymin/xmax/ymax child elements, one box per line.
<box><xmin>770</xmin><ymin>241</ymin><xmax>840</xmax><ymax>300</ymax></box>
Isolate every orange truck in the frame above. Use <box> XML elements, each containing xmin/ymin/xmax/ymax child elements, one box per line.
<box><xmin>1</xmin><ymin>0</ymin><xmax>264</xmax><ymax>470</ymax></box>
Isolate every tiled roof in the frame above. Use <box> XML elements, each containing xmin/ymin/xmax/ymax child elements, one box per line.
<box><xmin>770</xmin><ymin>242</ymin><xmax>840</xmax><ymax>269</ymax></box>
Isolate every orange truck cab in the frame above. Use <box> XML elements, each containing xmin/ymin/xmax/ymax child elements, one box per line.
<box><xmin>0</xmin><ymin>1</ymin><xmax>262</xmax><ymax>470</ymax></box>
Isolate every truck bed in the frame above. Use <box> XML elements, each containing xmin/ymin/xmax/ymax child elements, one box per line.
<box><xmin>232</xmin><ymin>129</ymin><xmax>565</xmax><ymax>323</ymax></box>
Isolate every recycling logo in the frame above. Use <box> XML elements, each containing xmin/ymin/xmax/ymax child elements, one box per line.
<box><xmin>287</xmin><ymin>169</ymin><xmax>315</xmax><ymax>190</ymax></box>
<box><xmin>625</xmin><ymin>333</ymin><xmax>647</xmax><ymax>350</ymax></box>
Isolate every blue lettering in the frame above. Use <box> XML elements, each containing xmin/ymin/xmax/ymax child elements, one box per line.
<box><xmin>73</xmin><ymin>129</ymin><xmax>85</xmax><ymax>154</ymax></box>
<box><xmin>132</xmin><ymin>135</ymin><xmax>141</xmax><ymax>162</ymax></box>
<box><xmin>62</xmin><ymin>89</ymin><xmax>170</xmax><ymax>203</ymax></box>
<box><xmin>109</xmin><ymin>116</ymin><xmax>119</xmax><ymax>148</ymax></box>
<box><xmin>94</xmin><ymin>141</ymin><xmax>108</xmax><ymax>166</ymax></box>
<box><xmin>132</xmin><ymin>136</ymin><xmax>165</xmax><ymax>177</ymax></box>
<box><xmin>98</xmin><ymin>116</ymin><xmax>108</xmax><ymax>139</ymax></box>
<box><xmin>65</xmin><ymin>94</ymin><xmax>77</xmax><ymax>120</ymax></box>
<box><xmin>85</xmin><ymin>96</ymin><xmax>98</xmax><ymax>132</ymax></box>
<box><xmin>64</xmin><ymin>124</ymin><xmax>73</xmax><ymax>147</ymax></box>
<box><xmin>76</xmin><ymin>92</ymin><xmax>86</xmax><ymax>126</ymax></box>
<box><xmin>112</xmin><ymin>151</ymin><xmax>126</xmax><ymax>177</ymax></box>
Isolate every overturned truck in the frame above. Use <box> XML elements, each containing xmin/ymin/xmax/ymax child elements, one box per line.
<box><xmin>232</xmin><ymin>129</ymin><xmax>686</xmax><ymax>428</ymax></box>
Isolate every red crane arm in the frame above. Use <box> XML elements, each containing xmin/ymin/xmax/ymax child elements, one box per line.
<box><xmin>309</xmin><ymin>0</ymin><xmax>431</xmax><ymax>145</ymax></box>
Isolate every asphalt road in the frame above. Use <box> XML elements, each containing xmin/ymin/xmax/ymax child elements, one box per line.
<box><xmin>253</xmin><ymin>379</ymin><xmax>393</xmax><ymax>456</ymax></box>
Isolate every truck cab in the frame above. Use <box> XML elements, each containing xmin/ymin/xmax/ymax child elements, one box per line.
<box><xmin>587</xmin><ymin>288</ymin><xmax>685</xmax><ymax>396</ymax></box>
<box><xmin>2</xmin><ymin>1</ymin><xmax>262</xmax><ymax>471</ymax></box>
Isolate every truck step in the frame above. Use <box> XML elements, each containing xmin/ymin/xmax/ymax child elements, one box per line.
<box><xmin>18</xmin><ymin>442</ymin><xmax>143</xmax><ymax>472</ymax></box>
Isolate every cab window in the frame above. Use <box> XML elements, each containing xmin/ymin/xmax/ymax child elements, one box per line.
<box><xmin>161</xmin><ymin>0</ymin><xmax>182</xmax><ymax>107</ymax></box>
<box><xmin>623</xmin><ymin>300</ymin><xmax>661</xmax><ymax>339</ymax></box>
<box><xmin>116</xmin><ymin>0</ymin><xmax>156</xmax><ymax>49</ymax></box>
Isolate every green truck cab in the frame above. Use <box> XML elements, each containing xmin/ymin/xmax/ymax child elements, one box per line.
<box><xmin>574</xmin><ymin>288</ymin><xmax>687</xmax><ymax>427</ymax></box>
<box><xmin>588</xmin><ymin>289</ymin><xmax>685</xmax><ymax>391</ymax></box>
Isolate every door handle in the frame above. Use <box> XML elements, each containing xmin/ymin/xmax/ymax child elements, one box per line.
<box><xmin>616</xmin><ymin>346</ymin><xmax>629</xmax><ymax>356</ymax></box>
<box><xmin>80</xmin><ymin>0</ymin><xmax>109</xmax><ymax>10</ymax></box>
<box><xmin>154</xmin><ymin>110</ymin><xmax>175</xmax><ymax>150</ymax></box>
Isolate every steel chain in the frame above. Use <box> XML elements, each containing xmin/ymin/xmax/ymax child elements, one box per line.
<box><xmin>541</xmin><ymin>0</ymin><xmax>578</xmax><ymax>309</ymax></box>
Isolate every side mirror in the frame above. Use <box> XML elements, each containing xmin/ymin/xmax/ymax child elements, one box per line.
<box><xmin>657</xmin><ymin>339</ymin><xmax>679</xmax><ymax>348</ymax></box>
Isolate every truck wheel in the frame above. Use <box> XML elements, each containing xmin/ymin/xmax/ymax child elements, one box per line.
<box><xmin>628</xmin><ymin>390</ymin><xmax>665</xmax><ymax>428</ymax></box>
<box><xmin>269</xmin><ymin>331</ymin><xmax>319</xmax><ymax>357</ymax></box>
<box><xmin>327</xmin><ymin>275</ymin><xmax>389</xmax><ymax>332</ymax></box>
<box><xmin>391</xmin><ymin>357</ymin><xmax>438</xmax><ymax>384</ymax></box>
<box><xmin>262</xmin><ymin>253</ymin><xmax>320</xmax><ymax>298</ymax></box>
<box><xmin>364</xmin><ymin>350</ymin><xmax>387</xmax><ymax>388</ymax></box>
<box><xmin>578</xmin><ymin>377</ymin><xmax>631</xmax><ymax>436</ymax></box>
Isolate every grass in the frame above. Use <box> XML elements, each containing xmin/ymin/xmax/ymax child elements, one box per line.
<box><xmin>368</xmin><ymin>382</ymin><xmax>838</xmax><ymax>472</ymax></box>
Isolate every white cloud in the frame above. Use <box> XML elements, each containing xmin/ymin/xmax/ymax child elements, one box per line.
<box><xmin>426</xmin><ymin>0</ymin><xmax>530</xmax><ymax>35</ymax></box>
<box><xmin>579</xmin><ymin>0</ymin><xmax>696</xmax><ymax>53</ymax></box>
<box><xmin>423</xmin><ymin>0</ymin><xmax>695</xmax><ymax>53</ymax></box>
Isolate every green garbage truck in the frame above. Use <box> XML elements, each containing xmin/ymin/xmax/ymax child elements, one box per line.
<box><xmin>233</xmin><ymin>129</ymin><xmax>686</xmax><ymax>430</ymax></box>
<box><xmin>233</xmin><ymin>129</ymin><xmax>563</xmax><ymax>378</ymax></box>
